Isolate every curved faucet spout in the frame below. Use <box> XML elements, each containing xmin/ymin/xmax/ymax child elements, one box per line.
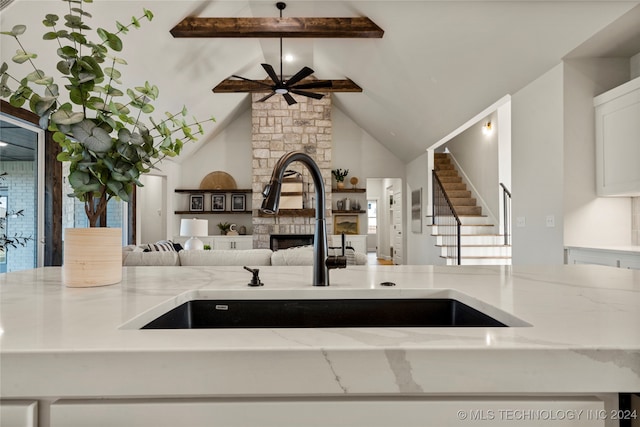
<box><xmin>261</xmin><ymin>151</ymin><xmax>342</xmax><ymax>286</ymax></box>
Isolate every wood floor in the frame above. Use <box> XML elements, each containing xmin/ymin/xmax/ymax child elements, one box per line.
<box><xmin>367</xmin><ymin>252</ymin><xmax>394</xmax><ymax>265</ymax></box>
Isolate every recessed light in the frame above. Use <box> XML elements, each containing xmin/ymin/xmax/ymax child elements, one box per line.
<box><xmin>0</xmin><ymin>141</ymin><xmax>8</xmax><ymax>147</ymax></box>
<box><xmin>284</xmin><ymin>54</ymin><xmax>294</xmax><ymax>62</ymax></box>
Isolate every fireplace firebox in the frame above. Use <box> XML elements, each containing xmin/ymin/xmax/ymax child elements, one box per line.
<box><xmin>270</xmin><ymin>234</ymin><xmax>314</xmax><ymax>251</ymax></box>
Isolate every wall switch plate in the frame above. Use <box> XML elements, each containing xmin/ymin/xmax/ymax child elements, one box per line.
<box><xmin>546</xmin><ymin>215</ymin><xmax>555</xmax><ymax>227</ymax></box>
<box><xmin>516</xmin><ymin>217</ymin><xmax>526</xmax><ymax>227</ymax></box>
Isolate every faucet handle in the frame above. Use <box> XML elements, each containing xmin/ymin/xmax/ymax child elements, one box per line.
<box><xmin>326</xmin><ymin>255</ymin><xmax>347</xmax><ymax>270</ymax></box>
<box><xmin>243</xmin><ymin>266</ymin><xmax>264</xmax><ymax>287</ymax></box>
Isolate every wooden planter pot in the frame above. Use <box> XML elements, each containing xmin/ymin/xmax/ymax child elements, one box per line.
<box><xmin>63</xmin><ymin>228</ymin><xmax>122</xmax><ymax>287</ymax></box>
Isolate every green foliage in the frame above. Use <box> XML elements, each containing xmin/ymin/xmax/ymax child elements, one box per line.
<box><xmin>0</xmin><ymin>1</ymin><xmax>214</xmax><ymax>226</ymax></box>
<box><xmin>332</xmin><ymin>168</ymin><xmax>349</xmax><ymax>182</ymax></box>
<box><xmin>217</xmin><ymin>222</ymin><xmax>231</xmax><ymax>234</ymax></box>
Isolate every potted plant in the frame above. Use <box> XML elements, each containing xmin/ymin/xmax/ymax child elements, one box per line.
<box><xmin>332</xmin><ymin>168</ymin><xmax>349</xmax><ymax>190</ymax></box>
<box><xmin>0</xmin><ymin>1</ymin><xmax>214</xmax><ymax>287</ymax></box>
<box><xmin>217</xmin><ymin>222</ymin><xmax>231</xmax><ymax>236</ymax></box>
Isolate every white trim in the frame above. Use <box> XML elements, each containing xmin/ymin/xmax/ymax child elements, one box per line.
<box><xmin>0</xmin><ymin>113</ymin><xmax>45</xmax><ymax>267</ymax></box>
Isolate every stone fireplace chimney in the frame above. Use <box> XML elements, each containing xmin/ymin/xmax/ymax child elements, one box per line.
<box><xmin>251</xmin><ymin>93</ymin><xmax>333</xmax><ymax>249</ymax></box>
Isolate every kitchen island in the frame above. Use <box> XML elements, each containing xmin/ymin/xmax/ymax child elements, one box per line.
<box><xmin>1</xmin><ymin>264</ymin><xmax>639</xmax><ymax>426</ymax></box>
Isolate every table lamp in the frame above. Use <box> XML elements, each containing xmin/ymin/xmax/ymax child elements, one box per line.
<box><xmin>180</xmin><ymin>218</ymin><xmax>208</xmax><ymax>250</ymax></box>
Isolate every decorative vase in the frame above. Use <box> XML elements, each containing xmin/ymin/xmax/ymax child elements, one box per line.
<box><xmin>63</xmin><ymin>228</ymin><xmax>122</xmax><ymax>288</ymax></box>
<box><xmin>337</xmin><ymin>181</ymin><xmax>345</xmax><ymax>190</ymax></box>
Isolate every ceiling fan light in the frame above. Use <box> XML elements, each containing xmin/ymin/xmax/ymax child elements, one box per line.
<box><xmin>275</xmin><ymin>88</ymin><xmax>289</xmax><ymax>94</ymax></box>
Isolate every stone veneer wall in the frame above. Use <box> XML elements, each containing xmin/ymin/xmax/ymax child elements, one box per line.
<box><xmin>251</xmin><ymin>92</ymin><xmax>333</xmax><ymax>249</ymax></box>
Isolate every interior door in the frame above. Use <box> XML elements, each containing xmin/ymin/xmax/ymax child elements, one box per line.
<box><xmin>392</xmin><ymin>187</ymin><xmax>403</xmax><ymax>265</ymax></box>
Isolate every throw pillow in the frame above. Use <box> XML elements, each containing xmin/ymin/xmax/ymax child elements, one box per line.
<box><xmin>146</xmin><ymin>240</ymin><xmax>177</xmax><ymax>252</ymax></box>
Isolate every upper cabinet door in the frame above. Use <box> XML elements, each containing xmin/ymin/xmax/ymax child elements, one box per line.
<box><xmin>594</xmin><ymin>76</ymin><xmax>640</xmax><ymax>197</ymax></box>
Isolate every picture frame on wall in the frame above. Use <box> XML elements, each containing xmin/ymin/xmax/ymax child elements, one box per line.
<box><xmin>211</xmin><ymin>194</ymin><xmax>225</xmax><ymax>212</ymax></box>
<box><xmin>189</xmin><ymin>194</ymin><xmax>204</xmax><ymax>212</ymax></box>
<box><xmin>411</xmin><ymin>188</ymin><xmax>422</xmax><ymax>234</ymax></box>
<box><xmin>334</xmin><ymin>214</ymin><xmax>359</xmax><ymax>235</ymax></box>
<box><xmin>231</xmin><ymin>194</ymin><xmax>246</xmax><ymax>212</ymax></box>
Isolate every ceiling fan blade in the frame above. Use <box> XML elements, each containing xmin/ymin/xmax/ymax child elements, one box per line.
<box><xmin>283</xmin><ymin>93</ymin><xmax>297</xmax><ymax>105</ymax></box>
<box><xmin>257</xmin><ymin>92</ymin><xmax>276</xmax><ymax>102</ymax></box>
<box><xmin>290</xmin><ymin>89</ymin><xmax>325</xmax><ymax>100</ymax></box>
<box><xmin>290</xmin><ymin>80</ymin><xmax>333</xmax><ymax>90</ymax></box>
<box><xmin>285</xmin><ymin>66</ymin><xmax>314</xmax><ymax>87</ymax></box>
<box><xmin>261</xmin><ymin>63</ymin><xmax>282</xmax><ymax>85</ymax></box>
<box><xmin>231</xmin><ymin>74</ymin><xmax>273</xmax><ymax>88</ymax></box>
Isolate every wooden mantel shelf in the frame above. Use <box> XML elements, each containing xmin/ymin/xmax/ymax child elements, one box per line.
<box><xmin>175</xmin><ymin>189</ymin><xmax>252</xmax><ymax>194</ymax></box>
<box><xmin>258</xmin><ymin>209</ymin><xmax>316</xmax><ymax>218</ymax></box>
<box><xmin>333</xmin><ymin>188</ymin><xmax>366</xmax><ymax>193</ymax></box>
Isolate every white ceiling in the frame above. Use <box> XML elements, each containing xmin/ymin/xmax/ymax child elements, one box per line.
<box><xmin>2</xmin><ymin>1</ymin><xmax>640</xmax><ymax>163</ymax></box>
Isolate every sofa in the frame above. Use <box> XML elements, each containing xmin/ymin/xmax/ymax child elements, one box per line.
<box><xmin>122</xmin><ymin>244</ymin><xmax>367</xmax><ymax>267</ymax></box>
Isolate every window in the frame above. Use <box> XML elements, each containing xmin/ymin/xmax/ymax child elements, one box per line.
<box><xmin>367</xmin><ymin>200</ymin><xmax>377</xmax><ymax>234</ymax></box>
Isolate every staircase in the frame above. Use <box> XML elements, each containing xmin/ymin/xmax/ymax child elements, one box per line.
<box><xmin>432</xmin><ymin>153</ymin><xmax>511</xmax><ymax>265</ymax></box>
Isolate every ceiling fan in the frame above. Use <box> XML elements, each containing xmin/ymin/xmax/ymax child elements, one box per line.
<box><xmin>231</xmin><ymin>2</ymin><xmax>332</xmax><ymax>105</ymax></box>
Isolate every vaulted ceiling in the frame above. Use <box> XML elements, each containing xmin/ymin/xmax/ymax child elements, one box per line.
<box><xmin>1</xmin><ymin>1</ymin><xmax>639</xmax><ymax>163</ymax></box>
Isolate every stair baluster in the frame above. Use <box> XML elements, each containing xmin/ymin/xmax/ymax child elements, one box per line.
<box><xmin>500</xmin><ymin>183</ymin><xmax>511</xmax><ymax>246</ymax></box>
<box><xmin>432</xmin><ymin>170</ymin><xmax>461</xmax><ymax>265</ymax></box>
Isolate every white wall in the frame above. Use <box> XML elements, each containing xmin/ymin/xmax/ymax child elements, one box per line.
<box><xmin>138</xmin><ymin>175</ymin><xmax>166</xmax><ymax>244</ymax></box>
<box><xmin>511</xmin><ymin>64</ymin><xmax>565</xmax><ymax>265</ymax></box>
<box><xmin>563</xmin><ymin>58</ymin><xmax>632</xmax><ymax>247</ymax></box>
<box><xmin>142</xmin><ymin>159</ymin><xmax>183</xmax><ymax>243</ymax></box>
<box><xmin>443</xmin><ymin>113</ymin><xmax>500</xmax><ymax>225</ymax></box>
<box><xmin>405</xmin><ymin>153</ymin><xmax>445</xmax><ymax>265</ymax></box>
<box><xmin>332</xmin><ymin>107</ymin><xmax>405</xmax><ymax>180</ymax></box>
<box><xmin>180</xmin><ymin>109</ymin><xmax>253</xmax><ymax>189</ymax></box>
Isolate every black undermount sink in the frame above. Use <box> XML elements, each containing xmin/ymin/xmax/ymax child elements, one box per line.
<box><xmin>142</xmin><ymin>298</ymin><xmax>507</xmax><ymax>329</ymax></box>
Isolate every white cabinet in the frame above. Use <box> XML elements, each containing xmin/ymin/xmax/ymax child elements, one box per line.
<box><xmin>173</xmin><ymin>235</ymin><xmax>253</xmax><ymax>250</ymax></box>
<box><xmin>330</xmin><ymin>234</ymin><xmax>367</xmax><ymax>254</ymax></box>
<box><xmin>594</xmin><ymin>76</ymin><xmax>640</xmax><ymax>196</ymax></box>
<box><xmin>566</xmin><ymin>246</ymin><xmax>640</xmax><ymax>270</ymax></box>
<box><xmin>212</xmin><ymin>235</ymin><xmax>253</xmax><ymax>250</ymax></box>
<box><xmin>0</xmin><ymin>401</ymin><xmax>37</xmax><ymax>427</ymax></box>
<box><xmin>50</xmin><ymin>397</ymin><xmax>606</xmax><ymax>427</ymax></box>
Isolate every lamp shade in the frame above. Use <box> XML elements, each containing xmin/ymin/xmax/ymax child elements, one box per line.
<box><xmin>180</xmin><ymin>218</ymin><xmax>208</xmax><ymax>237</ymax></box>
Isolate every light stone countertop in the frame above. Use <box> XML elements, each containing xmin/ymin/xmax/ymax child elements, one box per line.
<box><xmin>0</xmin><ymin>264</ymin><xmax>639</xmax><ymax>398</ymax></box>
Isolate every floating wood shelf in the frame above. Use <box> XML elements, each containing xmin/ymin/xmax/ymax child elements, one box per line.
<box><xmin>175</xmin><ymin>210</ymin><xmax>251</xmax><ymax>215</ymax></box>
<box><xmin>175</xmin><ymin>189</ymin><xmax>252</xmax><ymax>194</ymax></box>
<box><xmin>258</xmin><ymin>209</ymin><xmax>316</xmax><ymax>218</ymax></box>
<box><xmin>332</xmin><ymin>188</ymin><xmax>366</xmax><ymax>193</ymax></box>
<box><xmin>332</xmin><ymin>210</ymin><xmax>366</xmax><ymax>214</ymax></box>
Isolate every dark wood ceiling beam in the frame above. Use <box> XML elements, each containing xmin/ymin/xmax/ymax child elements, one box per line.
<box><xmin>171</xmin><ymin>17</ymin><xmax>384</xmax><ymax>38</ymax></box>
<box><xmin>213</xmin><ymin>79</ymin><xmax>362</xmax><ymax>93</ymax></box>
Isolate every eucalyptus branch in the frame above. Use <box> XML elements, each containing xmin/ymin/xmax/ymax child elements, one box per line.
<box><xmin>13</xmin><ymin>36</ymin><xmax>46</xmax><ymax>80</ymax></box>
<box><xmin>101</xmin><ymin>56</ymin><xmax>117</xmax><ymax>107</ymax></box>
<box><xmin>1</xmin><ymin>2</ymin><xmax>212</xmax><ymax>227</ymax></box>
